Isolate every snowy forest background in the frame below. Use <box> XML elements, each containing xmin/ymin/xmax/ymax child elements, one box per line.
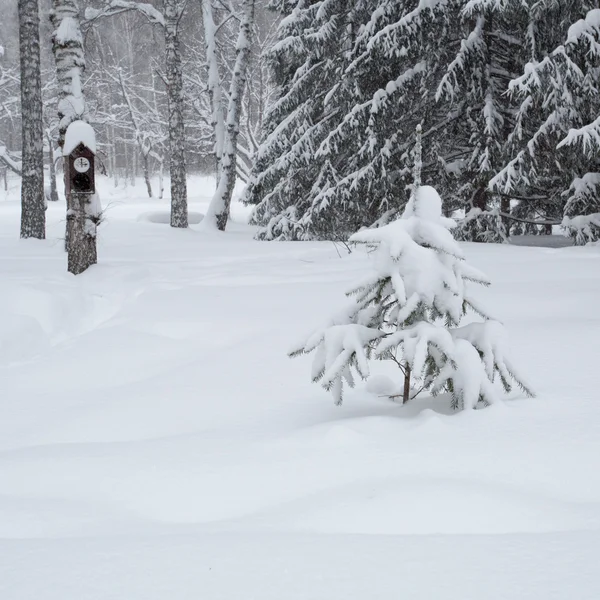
<box><xmin>2</xmin><ymin>3</ymin><xmax>600</xmax><ymax>596</ymax></box>
<box><xmin>1</xmin><ymin>0</ymin><xmax>600</xmax><ymax>246</ymax></box>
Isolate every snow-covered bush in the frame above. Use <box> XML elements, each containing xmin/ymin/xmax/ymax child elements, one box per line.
<box><xmin>291</xmin><ymin>184</ymin><xmax>533</xmax><ymax>410</ymax></box>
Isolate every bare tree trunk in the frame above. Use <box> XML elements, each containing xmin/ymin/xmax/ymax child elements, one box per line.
<box><xmin>142</xmin><ymin>153</ymin><xmax>153</xmax><ymax>197</ymax></box>
<box><xmin>68</xmin><ymin>191</ymin><xmax>98</xmax><ymax>274</ymax></box>
<box><xmin>50</xmin><ymin>0</ymin><xmax>88</xmax><ymax>250</ymax></box>
<box><xmin>164</xmin><ymin>0</ymin><xmax>188</xmax><ymax>228</ymax></box>
<box><xmin>203</xmin><ymin>0</ymin><xmax>255</xmax><ymax>231</ymax></box>
<box><xmin>130</xmin><ymin>135</ymin><xmax>137</xmax><ymax>186</ymax></box>
<box><xmin>473</xmin><ymin>186</ymin><xmax>487</xmax><ymax>212</ymax></box>
<box><xmin>19</xmin><ymin>0</ymin><xmax>46</xmax><ymax>239</ymax></box>
<box><xmin>112</xmin><ymin>135</ymin><xmax>119</xmax><ymax>188</ymax></box>
<box><xmin>124</xmin><ymin>141</ymin><xmax>132</xmax><ymax>187</ymax></box>
<box><xmin>158</xmin><ymin>156</ymin><xmax>165</xmax><ymax>199</ymax></box>
<box><xmin>403</xmin><ymin>364</ymin><xmax>411</xmax><ymax>404</ymax></box>
<box><xmin>501</xmin><ymin>196</ymin><xmax>511</xmax><ymax>236</ymax></box>
<box><xmin>46</xmin><ymin>130</ymin><xmax>60</xmax><ymax>203</ymax></box>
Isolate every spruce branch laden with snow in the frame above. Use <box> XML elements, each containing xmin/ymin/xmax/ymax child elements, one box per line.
<box><xmin>291</xmin><ymin>184</ymin><xmax>533</xmax><ymax>410</ymax></box>
<box><xmin>491</xmin><ymin>4</ymin><xmax>600</xmax><ymax>243</ymax></box>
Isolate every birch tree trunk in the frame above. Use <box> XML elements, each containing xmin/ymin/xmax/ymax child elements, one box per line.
<box><xmin>164</xmin><ymin>0</ymin><xmax>188</xmax><ymax>228</ymax></box>
<box><xmin>203</xmin><ymin>0</ymin><xmax>255</xmax><ymax>231</ymax></box>
<box><xmin>46</xmin><ymin>130</ymin><xmax>60</xmax><ymax>203</ymax></box>
<box><xmin>19</xmin><ymin>0</ymin><xmax>46</xmax><ymax>239</ymax></box>
<box><xmin>201</xmin><ymin>0</ymin><xmax>224</xmax><ymax>184</ymax></box>
<box><xmin>51</xmin><ymin>0</ymin><xmax>97</xmax><ymax>273</ymax></box>
<box><xmin>50</xmin><ymin>0</ymin><xmax>88</xmax><ymax>251</ymax></box>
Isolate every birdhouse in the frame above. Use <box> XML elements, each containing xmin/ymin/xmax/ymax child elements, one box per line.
<box><xmin>63</xmin><ymin>120</ymin><xmax>96</xmax><ymax>196</ymax></box>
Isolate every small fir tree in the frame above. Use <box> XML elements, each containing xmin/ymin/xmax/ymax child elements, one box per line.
<box><xmin>291</xmin><ymin>130</ymin><xmax>533</xmax><ymax>409</ymax></box>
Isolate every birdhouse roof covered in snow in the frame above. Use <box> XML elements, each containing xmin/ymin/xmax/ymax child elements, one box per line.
<box><xmin>63</xmin><ymin>120</ymin><xmax>96</xmax><ymax>156</ymax></box>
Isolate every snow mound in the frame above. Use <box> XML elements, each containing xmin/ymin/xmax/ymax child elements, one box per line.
<box><xmin>366</xmin><ymin>374</ymin><xmax>399</xmax><ymax>396</ymax></box>
<box><xmin>0</xmin><ymin>314</ymin><xmax>50</xmax><ymax>363</ymax></box>
<box><xmin>138</xmin><ymin>211</ymin><xmax>204</xmax><ymax>225</ymax></box>
<box><xmin>255</xmin><ymin>477</ymin><xmax>597</xmax><ymax>535</ymax></box>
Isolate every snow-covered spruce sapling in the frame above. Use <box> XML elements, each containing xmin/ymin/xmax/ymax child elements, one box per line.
<box><xmin>290</xmin><ymin>184</ymin><xmax>534</xmax><ymax>410</ymax></box>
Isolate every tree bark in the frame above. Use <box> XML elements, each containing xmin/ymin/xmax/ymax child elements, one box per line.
<box><xmin>203</xmin><ymin>0</ymin><xmax>255</xmax><ymax>231</ymax></box>
<box><xmin>403</xmin><ymin>364</ymin><xmax>411</xmax><ymax>404</ymax></box>
<box><xmin>500</xmin><ymin>196</ymin><xmax>511</xmax><ymax>235</ymax></box>
<box><xmin>19</xmin><ymin>0</ymin><xmax>46</xmax><ymax>239</ymax></box>
<box><xmin>164</xmin><ymin>0</ymin><xmax>188</xmax><ymax>228</ymax></box>
<box><xmin>473</xmin><ymin>186</ymin><xmax>487</xmax><ymax>211</ymax></box>
<box><xmin>68</xmin><ymin>191</ymin><xmax>98</xmax><ymax>275</ymax></box>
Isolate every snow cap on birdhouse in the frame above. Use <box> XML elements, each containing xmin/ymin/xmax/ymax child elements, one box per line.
<box><xmin>64</xmin><ymin>120</ymin><xmax>96</xmax><ymax>195</ymax></box>
<box><xmin>63</xmin><ymin>120</ymin><xmax>96</xmax><ymax>156</ymax></box>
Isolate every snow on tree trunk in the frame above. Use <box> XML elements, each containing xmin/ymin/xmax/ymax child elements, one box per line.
<box><xmin>202</xmin><ymin>0</ymin><xmax>255</xmax><ymax>232</ymax></box>
<box><xmin>50</xmin><ymin>0</ymin><xmax>87</xmax><ymax>149</ymax></box>
<box><xmin>50</xmin><ymin>0</ymin><xmax>88</xmax><ymax>251</ymax></box>
<box><xmin>201</xmin><ymin>0</ymin><xmax>225</xmax><ymax>184</ymax></box>
<box><xmin>164</xmin><ymin>0</ymin><xmax>188</xmax><ymax>228</ymax></box>
<box><xmin>19</xmin><ymin>0</ymin><xmax>45</xmax><ymax>240</ymax></box>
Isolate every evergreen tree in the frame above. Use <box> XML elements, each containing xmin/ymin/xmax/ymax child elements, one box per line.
<box><xmin>247</xmin><ymin>0</ymin><xmax>598</xmax><ymax>244</ymax></box>
<box><xmin>291</xmin><ymin>130</ymin><xmax>533</xmax><ymax>409</ymax></box>
<box><xmin>247</xmin><ymin>0</ymin><xmax>458</xmax><ymax>240</ymax></box>
<box><xmin>436</xmin><ymin>0</ymin><xmax>531</xmax><ymax>242</ymax></box>
<box><xmin>310</xmin><ymin>0</ymin><xmax>453</xmax><ymax>238</ymax></box>
<box><xmin>246</xmin><ymin>0</ymin><xmax>529</xmax><ymax>242</ymax></box>
<box><xmin>491</xmin><ymin>2</ymin><xmax>600</xmax><ymax>244</ymax></box>
<box><xmin>245</xmin><ymin>0</ymin><xmax>352</xmax><ymax>240</ymax></box>
<box><xmin>291</xmin><ymin>181</ymin><xmax>532</xmax><ymax>408</ymax></box>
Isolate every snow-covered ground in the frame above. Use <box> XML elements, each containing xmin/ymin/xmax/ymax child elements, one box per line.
<box><xmin>1</xmin><ymin>174</ymin><xmax>599</xmax><ymax>599</ymax></box>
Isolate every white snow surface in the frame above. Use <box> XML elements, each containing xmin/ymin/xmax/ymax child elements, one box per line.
<box><xmin>1</xmin><ymin>174</ymin><xmax>600</xmax><ymax>598</ymax></box>
<box><xmin>63</xmin><ymin>120</ymin><xmax>97</xmax><ymax>156</ymax></box>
